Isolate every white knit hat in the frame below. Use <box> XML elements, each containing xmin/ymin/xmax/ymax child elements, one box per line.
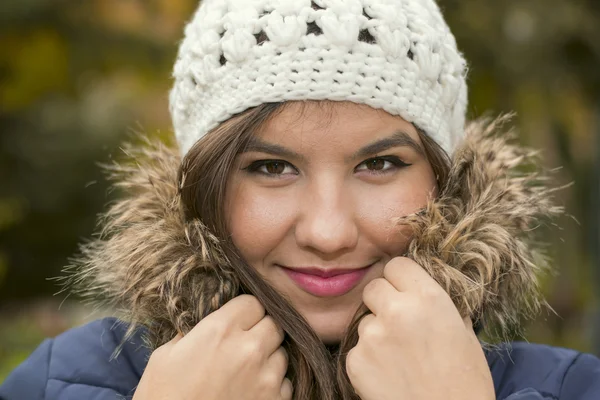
<box><xmin>170</xmin><ymin>0</ymin><xmax>468</xmax><ymax>156</ymax></box>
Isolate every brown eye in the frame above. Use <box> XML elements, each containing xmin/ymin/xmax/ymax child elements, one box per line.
<box><xmin>355</xmin><ymin>156</ymin><xmax>410</xmax><ymax>174</ymax></box>
<box><xmin>245</xmin><ymin>159</ymin><xmax>298</xmax><ymax>176</ymax></box>
<box><xmin>265</xmin><ymin>161</ymin><xmax>285</xmax><ymax>174</ymax></box>
<box><xmin>366</xmin><ymin>158</ymin><xmax>386</xmax><ymax>171</ymax></box>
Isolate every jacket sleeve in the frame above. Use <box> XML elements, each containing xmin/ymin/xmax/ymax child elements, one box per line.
<box><xmin>0</xmin><ymin>318</ymin><xmax>146</xmax><ymax>400</ymax></box>
<box><xmin>0</xmin><ymin>339</ymin><xmax>53</xmax><ymax>400</ymax></box>
<box><xmin>499</xmin><ymin>352</ymin><xmax>600</xmax><ymax>400</ymax></box>
<box><xmin>503</xmin><ymin>388</ymin><xmax>556</xmax><ymax>399</ymax></box>
<box><xmin>504</xmin><ymin>388</ymin><xmax>548</xmax><ymax>399</ymax></box>
<box><xmin>559</xmin><ymin>353</ymin><xmax>600</xmax><ymax>399</ymax></box>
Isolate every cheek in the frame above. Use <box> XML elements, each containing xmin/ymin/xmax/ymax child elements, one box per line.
<box><xmin>356</xmin><ymin>169</ymin><xmax>436</xmax><ymax>254</ymax></box>
<box><xmin>225</xmin><ymin>182</ymin><xmax>297</xmax><ymax>265</ymax></box>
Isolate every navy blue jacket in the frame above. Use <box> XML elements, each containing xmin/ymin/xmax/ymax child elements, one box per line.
<box><xmin>1</xmin><ymin>317</ymin><xmax>600</xmax><ymax>399</ymax></box>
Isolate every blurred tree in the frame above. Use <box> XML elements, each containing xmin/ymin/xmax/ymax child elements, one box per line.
<box><xmin>0</xmin><ymin>0</ymin><xmax>194</xmax><ymax>300</ymax></box>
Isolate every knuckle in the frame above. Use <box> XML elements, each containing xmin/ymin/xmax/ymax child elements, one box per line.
<box><xmin>240</xmin><ymin>337</ymin><xmax>262</xmax><ymax>361</ymax></box>
<box><xmin>277</xmin><ymin>346</ymin><xmax>289</xmax><ymax>366</ymax></box>
<box><xmin>362</xmin><ymin>278</ymin><xmax>383</xmax><ymax>299</ymax></box>
<box><xmin>360</xmin><ymin>320</ymin><xmax>383</xmax><ymax>341</ymax></box>
<box><xmin>281</xmin><ymin>378</ymin><xmax>293</xmax><ymax>399</ymax></box>
<box><xmin>260</xmin><ymin>371</ymin><xmax>280</xmax><ymax>392</ymax></box>
<box><xmin>148</xmin><ymin>346</ymin><xmax>167</xmax><ymax>364</ymax></box>
<box><xmin>345</xmin><ymin>349</ymin><xmax>361</xmax><ymax>380</ymax></box>
<box><xmin>420</xmin><ymin>286</ymin><xmax>444</xmax><ymax>301</ymax></box>
<box><xmin>382</xmin><ymin>299</ymin><xmax>403</xmax><ymax>318</ymax></box>
<box><xmin>203</xmin><ymin>318</ymin><xmax>230</xmax><ymax>339</ymax></box>
<box><xmin>382</xmin><ymin>262</ymin><xmax>394</xmax><ymax>279</ymax></box>
<box><xmin>399</xmin><ymin>297</ymin><xmax>427</xmax><ymax>324</ymax></box>
<box><xmin>367</xmin><ymin>277</ymin><xmax>385</xmax><ymax>290</ymax></box>
<box><xmin>383</xmin><ymin>257</ymin><xmax>405</xmax><ymax>273</ymax></box>
<box><xmin>265</xmin><ymin>315</ymin><xmax>284</xmax><ymax>339</ymax></box>
<box><xmin>240</xmin><ymin>294</ymin><xmax>265</xmax><ymax>313</ymax></box>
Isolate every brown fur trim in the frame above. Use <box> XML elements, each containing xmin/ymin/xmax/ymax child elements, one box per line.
<box><xmin>63</xmin><ymin>139</ymin><xmax>240</xmax><ymax>349</ymax></box>
<box><xmin>399</xmin><ymin>115</ymin><xmax>563</xmax><ymax>339</ymax></box>
<box><xmin>62</xmin><ymin>116</ymin><xmax>562</xmax><ymax>348</ymax></box>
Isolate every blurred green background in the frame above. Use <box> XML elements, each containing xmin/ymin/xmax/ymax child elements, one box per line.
<box><xmin>1</xmin><ymin>0</ymin><xmax>599</xmax><ymax>382</ymax></box>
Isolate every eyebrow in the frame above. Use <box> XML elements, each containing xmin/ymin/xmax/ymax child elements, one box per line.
<box><xmin>242</xmin><ymin>138</ymin><xmax>305</xmax><ymax>161</ymax></box>
<box><xmin>350</xmin><ymin>130</ymin><xmax>425</xmax><ymax>160</ymax></box>
<box><xmin>241</xmin><ymin>130</ymin><xmax>424</xmax><ymax>161</ymax></box>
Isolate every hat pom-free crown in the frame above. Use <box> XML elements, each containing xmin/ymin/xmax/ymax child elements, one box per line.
<box><xmin>169</xmin><ymin>0</ymin><xmax>468</xmax><ymax>156</ymax></box>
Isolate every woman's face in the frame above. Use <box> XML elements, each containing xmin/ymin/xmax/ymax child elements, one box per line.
<box><xmin>225</xmin><ymin>101</ymin><xmax>437</xmax><ymax>344</ymax></box>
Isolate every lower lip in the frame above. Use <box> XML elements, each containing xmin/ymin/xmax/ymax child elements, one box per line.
<box><xmin>281</xmin><ymin>266</ymin><xmax>371</xmax><ymax>297</ymax></box>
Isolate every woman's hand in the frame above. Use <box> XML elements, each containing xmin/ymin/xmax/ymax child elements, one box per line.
<box><xmin>346</xmin><ymin>257</ymin><xmax>495</xmax><ymax>400</ymax></box>
<box><xmin>133</xmin><ymin>295</ymin><xmax>292</xmax><ymax>400</ymax></box>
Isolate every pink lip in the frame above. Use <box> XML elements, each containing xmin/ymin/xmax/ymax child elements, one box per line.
<box><xmin>281</xmin><ymin>265</ymin><xmax>372</xmax><ymax>297</ymax></box>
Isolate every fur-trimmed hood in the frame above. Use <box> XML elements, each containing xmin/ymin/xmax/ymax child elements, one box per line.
<box><xmin>65</xmin><ymin>116</ymin><xmax>562</xmax><ymax>350</ymax></box>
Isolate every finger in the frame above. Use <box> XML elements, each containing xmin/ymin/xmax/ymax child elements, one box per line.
<box><xmin>150</xmin><ymin>333</ymin><xmax>183</xmax><ymax>360</ymax></box>
<box><xmin>280</xmin><ymin>377</ymin><xmax>293</xmax><ymax>400</ymax></box>
<box><xmin>250</xmin><ymin>315</ymin><xmax>285</xmax><ymax>355</ymax></box>
<box><xmin>206</xmin><ymin>294</ymin><xmax>266</xmax><ymax>331</ymax></box>
<box><xmin>357</xmin><ymin>313</ymin><xmax>376</xmax><ymax>338</ymax></box>
<box><xmin>383</xmin><ymin>257</ymin><xmax>441</xmax><ymax>294</ymax></box>
<box><xmin>266</xmin><ymin>347</ymin><xmax>289</xmax><ymax>397</ymax></box>
<box><xmin>362</xmin><ymin>278</ymin><xmax>398</xmax><ymax>315</ymax></box>
<box><xmin>464</xmin><ymin>315</ymin><xmax>481</xmax><ymax>339</ymax></box>
<box><xmin>167</xmin><ymin>332</ymin><xmax>183</xmax><ymax>346</ymax></box>
<box><xmin>463</xmin><ymin>315</ymin><xmax>473</xmax><ymax>330</ymax></box>
<box><xmin>266</xmin><ymin>346</ymin><xmax>288</xmax><ymax>377</ymax></box>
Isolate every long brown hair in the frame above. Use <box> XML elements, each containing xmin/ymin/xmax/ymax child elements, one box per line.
<box><xmin>178</xmin><ymin>101</ymin><xmax>451</xmax><ymax>399</ymax></box>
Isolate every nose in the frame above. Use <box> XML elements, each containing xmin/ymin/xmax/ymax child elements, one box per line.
<box><xmin>294</xmin><ymin>179</ymin><xmax>359</xmax><ymax>257</ymax></box>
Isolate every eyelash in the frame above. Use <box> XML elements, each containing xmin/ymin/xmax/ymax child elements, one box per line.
<box><xmin>243</xmin><ymin>160</ymin><xmax>299</xmax><ymax>176</ymax></box>
<box><xmin>355</xmin><ymin>155</ymin><xmax>411</xmax><ymax>174</ymax></box>
<box><xmin>243</xmin><ymin>156</ymin><xmax>411</xmax><ymax>177</ymax></box>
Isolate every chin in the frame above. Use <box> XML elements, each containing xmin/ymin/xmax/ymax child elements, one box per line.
<box><xmin>288</xmin><ymin>292</ymin><xmax>366</xmax><ymax>346</ymax></box>
<box><xmin>304</xmin><ymin>311</ymin><xmax>355</xmax><ymax>346</ymax></box>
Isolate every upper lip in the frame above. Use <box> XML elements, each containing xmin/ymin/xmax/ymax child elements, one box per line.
<box><xmin>279</xmin><ymin>265</ymin><xmax>371</xmax><ymax>278</ymax></box>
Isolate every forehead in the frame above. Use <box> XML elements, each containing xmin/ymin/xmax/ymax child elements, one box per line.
<box><xmin>257</xmin><ymin>101</ymin><xmax>419</xmax><ymax>147</ymax></box>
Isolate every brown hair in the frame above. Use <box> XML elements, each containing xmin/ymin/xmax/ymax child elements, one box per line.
<box><xmin>178</xmin><ymin>101</ymin><xmax>451</xmax><ymax>399</ymax></box>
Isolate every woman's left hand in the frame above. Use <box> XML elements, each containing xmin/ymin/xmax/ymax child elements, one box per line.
<box><xmin>346</xmin><ymin>257</ymin><xmax>495</xmax><ymax>400</ymax></box>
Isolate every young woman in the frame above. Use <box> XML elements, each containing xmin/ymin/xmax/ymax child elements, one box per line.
<box><xmin>2</xmin><ymin>0</ymin><xmax>599</xmax><ymax>399</ymax></box>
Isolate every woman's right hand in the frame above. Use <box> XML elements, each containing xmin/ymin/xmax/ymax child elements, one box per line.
<box><xmin>133</xmin><ymin>295</ymin><xmax>292</xmax><ymax>400</ymax></box>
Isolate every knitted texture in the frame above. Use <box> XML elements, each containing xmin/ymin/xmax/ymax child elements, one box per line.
<box><xmin>170</xmin><ymin>0</ymin><xmax>468</xmax><ymax>156</ymax></box>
